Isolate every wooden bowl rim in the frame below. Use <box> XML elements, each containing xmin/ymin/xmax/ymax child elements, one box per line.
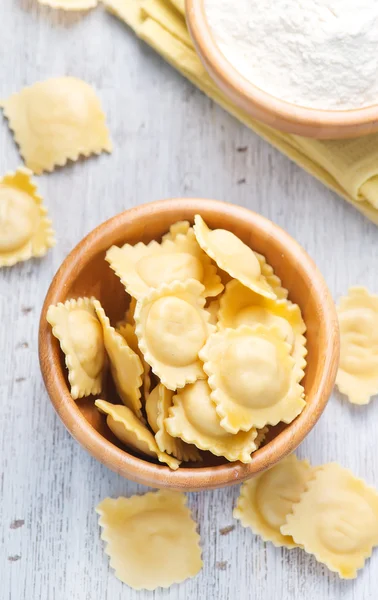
<box><xmin>39</xmin><ymin>198</ymin><xmax>339</xmax><ymax>490</ymax></box>
<box><xmin>186</xmin><ymin>0</ymin><xmax>378</xmax><ymax>131</ymax></box>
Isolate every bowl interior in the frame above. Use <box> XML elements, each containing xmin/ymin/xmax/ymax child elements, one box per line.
<box><xmin>40</xmin><ymin>198</ymin><xmax>339</xmax><ymax>490</ymax></box>
<box><xmin>186</xmin><ymin>0</ymin><xmax>378</xmax><ymax>138</ymax></box>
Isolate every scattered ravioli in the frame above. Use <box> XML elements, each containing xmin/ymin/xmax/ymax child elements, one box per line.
<box><xmin>135</xmin><ymin>279</ymin><xmax>215</xmax><ymax>390</ymax></box>
<box><xmin>219</xmin><ymin>279</ymin><xmax>307</xmax><ymax>371</ymax></box>
<box><xmin>94</xmin><ymin>301</ymin><xmax>144</xmax><ymax>419</ymax></box>
<box><xmin>200</xmin><ymin>324</ymin><xmax>305</xmax><ymax>433</ymax></box>
<box><xmin>37</xmin><ymin>0</ymin><xmax>98</xmax><ymax>8</ymax></box>
<box><xmin>106</xmin><ymin>231</ymin><xmax>222</xmax><ymax>300</ymax></box>
<box><xmin>193</xmin><ymin>215</ymin><xmax>276</xmax><ymax>300</ymax></box>
<box><xmin>96</xmin><ymin>490</ymin><xmax>202</xmax><ymax>590</ymax></box>
<box><xmin>166</xmin><ymin>380</ymin><xmax>259</xmax><ymax>463</ymax></box>
<box><xmin>336</xmin><ymin>287</ymin><xmax>378</xmax><ymax>405</ymax></box>
<box><xmin>46</xmin><ymin>297</ymin><xmax>105</xmax><ymax>399</ymax></box>
<box><xmin>281</xmin><ymin>463</ymin><xmax>378</xmax><ymax>578</ymax></box>
<box><xmin>0</xmin><ymin>167</ymin><xmax>55</xmax><ymax>267</ymax></box>
<box><xmin>1</xmin><ymin>77</ymin><xmax>112</xmax><ymax>174</ymax></box>
<box><xmin>234</xmin><ymin>455</ymin><xmax>313</xmax><ymax>547</ymax></box>
<box><xmin>95</xmin><ymin>400</ymin><xmax>179</xmax><ymax>470</ymax></box>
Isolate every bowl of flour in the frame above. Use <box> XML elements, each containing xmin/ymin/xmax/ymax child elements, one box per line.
<box><xmin>186</xmin><ymin>0</ymin><xmax>378</xmax><ymax>138</ymax></box>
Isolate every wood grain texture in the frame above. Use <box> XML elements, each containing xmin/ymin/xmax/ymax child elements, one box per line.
<box><xmin>39</xmin><ymin>198</ymin><xmax>339</xmax><ymax>490</ymax></box>
<box><xmin>1</xmin><ymin>2</ymin><xmax>378</xmax><ymax>599</ymax></box>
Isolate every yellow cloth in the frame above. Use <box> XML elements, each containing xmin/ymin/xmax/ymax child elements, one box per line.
<box><xmin>104</xmin><ymin>0</ymin><xmax>378</xmax><ymax>225</ymax></box>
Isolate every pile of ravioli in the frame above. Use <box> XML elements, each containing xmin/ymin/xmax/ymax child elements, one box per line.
<box><xmin>95</xmin><ymin>454</ymin><xmax>378</xmax><ymax>590</ymax></box>
<box><xmin>47</xmin><ymin>215</ymin><xmax>307</xmax><ymax>468</ymax></box>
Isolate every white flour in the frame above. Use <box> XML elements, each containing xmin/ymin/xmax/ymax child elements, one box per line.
<box><xmin>204</xmin><ymin>0</ymin><xmax>378</xmax><ymax>110</ymax></box>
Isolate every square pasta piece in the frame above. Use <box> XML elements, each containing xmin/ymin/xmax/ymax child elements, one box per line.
<box><xmin>200</xmin><ymin>324</ymin><xmax>305</xmax><ymax>433</ymax></box>
<box><xmin>336</xmin><ymin>287</ymin><xmax>378</xmax><ymax>405</ymax></box>
<box><xmin>0</xmin><ymin>167</ymin><xmax>55</xmax><ymax>267</ymax></box>
<box><xmin>96</xmin><ymin>490</ymin><xmax>202</xmax><ymax>590</ymax></box>
<box><xmin>233</xmin><ymin>454</ymin><xmax>313</xmax><ymax>548</ymax></box>
<box><xmin>38</xmin><ymin>0</ymin><xmax>97</xmax><ymax>8</ymax></box>
<box><xmin>281</xmin><ymin>463</ymin><xmax>378</xmax><ymax>578</ymax></box>
<box><xmin>1</xmin><ymin>77</ymin><xmax>112</xmax><ymax>174</ymax></box>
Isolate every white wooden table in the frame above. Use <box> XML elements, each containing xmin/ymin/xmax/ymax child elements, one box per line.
<box><xmin>1</xmin><ymin>3</ymin><xmax>378</xmax><ymax>599</ymax></box>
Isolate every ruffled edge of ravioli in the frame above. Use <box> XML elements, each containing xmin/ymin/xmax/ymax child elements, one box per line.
<box><xmin>193</xmin><ymin>214</ymin><xmax>276</xmax><ymax>300</ymax></box>
<box><xmin>281</xmin><ymin>463</ymin><xmax>378</xmax><ymax>578</ymax></box>
<box><xmin>254</xmin><ymin>426</ymin><xmax>269</xmax><ymax>449</ymax></box>
<box><xmin>96</xmin><ymin>490</ymin><xmax>202</xmax><ymax>590</ymax></box>
<box><xmin>95</xmin><ymin>399</ymin><xmax>180</xmax><ymax>470</ymax></box>
<box><xmin>155</xmin><ymin>384</ymin><xmax>202</xmax><ymax>462</ymax></box>
<box><xmin>206</xmin><ymin>298</ymin><xmax>220</xmax><ymax>327</ymax></box>
<box><xmin>255</xmin><ymin>252</ymin><xmax>288</xmax><ymax>300</ymax></box>
<box><xmin>165</xmin><ymin>381</ymin><xmax>259</xmax><ymax>463</ymax></box>
<box><xmin>116</xmin><ymin>320</ymin><xmax>151</xmax><ymax>402</ymax></box>
<box><xmin>1</xmin><ymin>77</ymin><xmax>112</xmax><ymax>175</ymax></box>
<box><xmin>135</xmin><ymin>279</ymin><xmax>215</xmax><ymax>391</ymax></box>
<box><xmin>218</xmin><ymin>279</ymin><xmax>307</xmax><ymax>371</ymax></box>
<box><xmin>336</xmin><ymin>286</ymin><xmax>378</xmax><ymax>405</ymax></box>
<box><xmin>161</xmin><ymin>220</ymin><xmax>191</xmax><ymax>242</ymax></box>
<box><xmin>46</xmin><ymin>296</ymin><xmax>104</xmax><ymax>399</ymax></box>
<box><xmin>199</xmin><ymin>324</ymin><xmax>305</xmax><ymax>433</ymax></box>
<box><xmin>37</xmin><ymin>0</ymin><xmax>98</xmax><ymax>9</ymax></box>
<box><xmin>94</xmin><ymin>301</ymin><xmax>144</xmax><ymax>420</ymax></box>
<box><xmin>233</xmin><ymin>454</ymin><xmax>313</xmax><ymax>548</ymax></box>
<box><xmin>0</xmin><ymin>167</ymin><xmax>55</xmax><ymax>267</ymax></box>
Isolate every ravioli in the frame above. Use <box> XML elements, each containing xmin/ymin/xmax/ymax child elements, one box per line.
<box><xmin>0</xmin><ymin>167</ymin><xmax>55</xmax><ymax>267</ymax></box>
<box><xmin>46</xmin><ymin>297</ymin><xmax>105</xmax><ymax>399</ymax></box>
<box><xmin>193</xmin><ymin>215</ymin><xmax>276</xmax><ymax>299</ymax></box>
<box><xmin>146</xmin><ymin>384</ymin><xmax>201</xmax><ymax>461</ymax></box>
<box><xmin>94</xmin><ymin>301</ymin><xmax>144</xmax><ymax>420</ymax></box>
<box><xmin>282</xmin><ymin>463</ymin><xmax>378</xmax><ymax>578</ymax></box>
<box><xmin>135</xmin><ymin>279</ymin><xmax>215</xmax><ymax>390</ymax></box>
<box><xmin>1</xmin><ymin>77</ymin><xmax>111</xmax><ymax>174</ymax></box>
<box><xmin>96</xmin><ymin>491</ymin><xmax>202</xmax><ymax>590</ymax></box>
<box><xmin>219</xmin><ymin>279</ymin><xmax>307</xmax><ymax>371</ymax></box>
<box><xmin>165</xmin><ymin>380</ymin><xmax>259</xmax><ymax>463</ymax></box>
<box><xmin>234</xmin><ymin>454</ymin><xmax>313</xmax><ymax>547</ymax></box>
<box><xmin>95</xmin><ymin>400</ymin><xmax>179</xmax><ymax>470</ymax></box>
<box><xmin>199</xmin><ymin>324</ymin><xmax>305</xmax><ymax>433</ymax></box>
<box><xmin>106</xmin><ymin>230</ymin><xmax>222</xmax><ymax>299</ymax></box>
<box><xmin>336</xmin><ymin>287</ymin><xmax>378</xmax><ymax>404</ymax></box>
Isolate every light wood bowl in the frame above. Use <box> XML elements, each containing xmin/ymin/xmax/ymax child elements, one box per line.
<box><xmin>186</xmin><ymin>0</ymin><xmax>378</xmax><ymax>139</ymax></box>
<box><xmin>39</xmin><ymin>198</ymin><xmax>339</xmax><ymax>491</ymax></box>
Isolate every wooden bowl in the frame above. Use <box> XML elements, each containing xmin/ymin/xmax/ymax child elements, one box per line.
<box><xmin>39</xmin><ymin>198</ymin><xmax>339</xmax><ymax>491</ymax></box>
<box><xmin>186</xmin><ymin>0</ymin><xmax>378</xmax><ymax>139</ymax></box>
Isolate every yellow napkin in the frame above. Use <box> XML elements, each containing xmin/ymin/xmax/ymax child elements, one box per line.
<box><xmin>104</xmin><ymin>0</ymin><xmax>378</xmax><ymax>225</ymax></box>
